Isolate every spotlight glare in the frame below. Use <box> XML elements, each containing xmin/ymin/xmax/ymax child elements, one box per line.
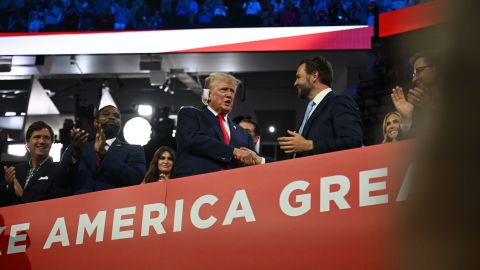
<box><xmin>123</xmin><ymin>117</ymin><xmax>152</xmax><ymax>146</ymax></box>
<box><xmin>8</xmin><ymin>144</ymin><xmax>26</xmax><ymax>156</ymax></box>
<box><xmin>137</xmin><ymin>104</ymin><xmax>153</xmax><ymax>116</ymax></box>
<box><xmin>268</xmin><ymin>126</ymin><xmax>276</xmax><ymax>133</ymax></box>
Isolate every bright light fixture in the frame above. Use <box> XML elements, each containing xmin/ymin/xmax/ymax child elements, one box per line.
<box><xmin>137</xmin><ymin>105</ymin><xmax>153</xmax><ymax>116</ymax></box>
<box><xmin>268</xmin><ymin>126</ymin><xmax>276</xmax><ymax>133</ymax></box>
<box><xmin>123</xmin><ymin>117</ymin><xmax>151</xmax><ymax>146</ymax></box>
<box><xmin>8</xmin><ymin>144</ymin><xmax>26</xmax><ymax>156</ymax></box>
<box><xmin>5</xmin><ymin>112</ymin><xmax>16</xmax><ymax>116</ymax></box>
<box><xmin>7</xmin><ymin>143</ymin><xmax>62</xmax><ymax>162</ymax></box>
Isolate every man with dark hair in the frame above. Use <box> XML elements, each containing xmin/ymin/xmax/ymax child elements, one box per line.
<box><xmin>391</xmin><ymin>51</ymin><xmax>440</xmax><ymax>136</ymax></box>
<box><xmin>278</xmin><ymin>56</ymin><xmax>363</xmax><ymax>157</ymax></box>
<box><xmin>238</xmin><ymin>117</ymin><xmax>261</xmax><ymax>147</ymax></box>
<box><xmin>173</xmin><ymin>72</ymin><xmax>263</xmax><ymax>178</ymax></box>
<box><xmin>67</xmin><ymin>105</ymin><xmax>146</xmax><ymax>194</ymax></box>
<box><xmin>0</xmin><ymin>121</ymin><xmax>71</xmax><ymax>206</ymax></box>
<box><xmin>238</xmin><ymin>117</ymin><xmax>277</xmax><ymax>162</ymax></box>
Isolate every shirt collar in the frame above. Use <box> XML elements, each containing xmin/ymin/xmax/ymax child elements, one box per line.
<box><xmin>106</xmin><ymin>138</ymin><xmax>116</xmax><ymax>148</ymax></box>
<box><xmin>29</xmin><ymin>156</ymin><xmax>52</xmax><ymax>169</ymax></box>
<box><xmin>207</xmin><ymin>106</ymin><xmax>228</xmax><ymax>121</ymax></box>
<box><xmin>311</xmin><ymin>87</ymin><xmax>332</xmax><ymax>105</ymax></box>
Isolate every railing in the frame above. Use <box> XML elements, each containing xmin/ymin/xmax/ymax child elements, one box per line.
<box><xmin>0</xmin><ymin>141</ymin><xmax>411</xmax><ymax>269</ymax></box>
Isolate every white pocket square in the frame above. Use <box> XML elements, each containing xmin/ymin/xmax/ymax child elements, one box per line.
<box><xmin>38</xmin><ymin>176</ymin><xmax>49</xmax><ymax>181</ymax></box>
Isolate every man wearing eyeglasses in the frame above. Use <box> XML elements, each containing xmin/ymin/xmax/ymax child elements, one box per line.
<box><xmin>391</xmin><ymin>51</ymin><xmax>439</xmax><ymax>136</ymax></box>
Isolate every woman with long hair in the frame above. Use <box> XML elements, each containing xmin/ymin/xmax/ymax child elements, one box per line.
<box><xmin>143</xmin><ymin>146</ymin><xmax>176</xmax><ymax>183</ymax></box>
<box><xmin>382</xmin><ymin>111</ymin><xmax>402</xmax><ymax>143</ymax></box>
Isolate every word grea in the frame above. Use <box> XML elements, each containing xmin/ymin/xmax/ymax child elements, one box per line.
<box><xmin>1</xmin><ymin>166</ymin><xmax>410</xmax><ymax>255</ymax></box>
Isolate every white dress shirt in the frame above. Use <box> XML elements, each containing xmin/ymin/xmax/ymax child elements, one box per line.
<box><xmin>309</xmin><ymin>88</ymin><xmax>332</xmax><ymax>118</ymax></box>
<box><xmin>207</xmin><ymin>106</ymin><xmax>231</xmax><ymax>137</ymax></box>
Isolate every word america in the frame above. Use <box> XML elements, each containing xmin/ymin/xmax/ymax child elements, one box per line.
<box><xmin>1</xmin><ymin>166</ymin><xmax>409</xmax><ymax>255</ymax></box>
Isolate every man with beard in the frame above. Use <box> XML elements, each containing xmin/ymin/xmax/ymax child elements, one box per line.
<box><xmin>66</xmin><ymin>105</ymin><xmax>146</xmax><ymax>194</ymax></box>
<box><xmin>173</xmin><ymin>72</ymin><xmax>262</xmax><ymax>178</ymax></box>
<box><xmin>278</xmin><ymin>56</ymin><xmax>363</xmax><ymax>158</ymax></box>
<box><xmin>0</xmin><ymin>121</ymin><xmax>71</xmax><ymax>206</ymax></box>
<box><xmin>391</xmin><ymin>51</ymin><xmax>439</xmax><ymax>137</ymax></box>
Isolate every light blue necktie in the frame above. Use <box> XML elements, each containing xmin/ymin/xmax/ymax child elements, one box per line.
<box><xmin>298</xmin><ymin>100</ymin><xmax>315</xmax><ymax>135</ymax></box>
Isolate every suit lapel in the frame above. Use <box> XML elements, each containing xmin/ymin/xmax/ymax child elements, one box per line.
<box><xmin>301</xmin><ymin>91</ymin><xmax>335</xmax><ymax>136</ymax></box>
<box><xmin>106</xmin><ymin>139</ymin><xmax>124</xmax><ymax>158</ymax></box>
<box><xmin>227</xmin><ymin>118</ymin><xmax>238</xmax><ymax>146</ymax></box>
<box><xmin>15</xmin><ymin>163</ymin><xmax>29</xmax><ymax>188</ymax></box>
<box><xmin>85</xmin><ymin>141</ymin><xmax>97</xmax><ymax>172</ymax></box>
<box><xmin>202</xmin><ymin>107</ymin><xmax>224</xmax><ymax>142</ymax></box>
<box><xmin>26</xmin><ymin>159</ymin><xmax>55</xmax><ymax>188</ymax></box>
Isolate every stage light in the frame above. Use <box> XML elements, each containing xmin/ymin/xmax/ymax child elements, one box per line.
<box><xmin>138</xmin><ymin>105</ymin><xmax>153</xmax><ymax>116</ymax></box>
<box><xmin>50</xmin><ymin>143</ymin><xmax>62</xmax><ymax>162</ymax></box>
<box><xmin>268</xmin><ymin>126</ymin><xmax>276</xmax><ymax>133</ymax></box>
<box><xmin>7</xmin><ymin>143</ymin><xmax>62</xmax><ymax>161</ymax></box>
<box><xmin>8</xmin><ymin>144</ymin><xmax>26</xmax><ymax>156</ymax></box>
<box><xmin>123</xmin><ymin>117</ymin><xmax>152</xmax><ymax>146</ymax></box>
<box><xmin>98</xmin><ymin>82</ymin><xmax>117</xmax><ymax>109</ymax></box>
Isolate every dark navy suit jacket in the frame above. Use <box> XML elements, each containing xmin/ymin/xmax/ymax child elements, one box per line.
<box><xmin>173</xmin><ymin>106</ymin><xmax>255</xmax><ymax>178</ymax></box>
<box><xmin>0</xmin><ymin>158</ymin><xmax>71</xmax><ymax>206</ymax></box>
<box><xmin>295</xmin><ymin>91</ymin><xmax>363</xmax><ymax>158</ymax></box>
<box><xmin>64</xmin><ymin>139</ymin><xmax>146</xmax><ymax>194</ymax></box>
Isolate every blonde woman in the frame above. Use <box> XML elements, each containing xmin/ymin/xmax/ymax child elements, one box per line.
<box><xmin>382</xmin><ymin>111</ymin><xmax>402</xmax><ymax>143</ymax></box>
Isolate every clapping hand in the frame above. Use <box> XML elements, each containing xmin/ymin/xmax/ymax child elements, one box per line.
<box><xmin>407</xmin><ymin>87</ymin><xmax>432</xmax><ymax>108</ymax></box>
<box><xmin>70</xmin><ymin>128</ymin><xmax>89</xmax><ymax>156</ymax></box>
<box><xmin>3</xmin><ymin>166</ymin><xmax>23</xmax><ymax>197</ymax></box>
<box><xmin>94</xmin><ymin>123</ymin><xmax>106</xmax><ymax>157</ymax></box>
<box><xmin>391</xmin><ymin>86</ymin><xmax>414</xmax><ymax>120</ymax></box>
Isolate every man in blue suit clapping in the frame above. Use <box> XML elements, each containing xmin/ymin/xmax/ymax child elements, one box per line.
<box><xmin>67</xmin><ymin>105</ymin><xmax>146</xmax><ymax>194</ymax></box>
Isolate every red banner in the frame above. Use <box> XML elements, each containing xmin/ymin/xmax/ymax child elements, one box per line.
<box><xmin>379</xmin><ymin>1</ymin><xmax>444</xmax><ymax>37</ymax></box>
<box><xmin>0</xmin><ymin>141</ymin><xmax>411</xmax><ymax>269</ymax></box>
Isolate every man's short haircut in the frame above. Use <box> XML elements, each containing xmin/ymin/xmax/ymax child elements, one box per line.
<box><xmin>240</xmin><ymin>117</ymin><xmax>261</xmax><ymax>136</ymax></box>
<box><xmin>95</xmin><ymin>105</ymin><xmax>119</xmax><ymax>120</ymax></box>
<box><xmin>204</xmin><ymin>72</ymin><xmax>241</xmax><ymax>91</ymax></box>
<box><xmin>299</xmin><ymin>56</ymin><xmax>334</xmax><ymax>87</ymax></box>
<box><xmin>409</xmin><ymin>51</ymin><xmax>439</xmax><ymax>67</ymax></box>
<box><xmin>25</xmin><ymin>121</ymin><xmax>54</xmax><ymax>141</ymax></box>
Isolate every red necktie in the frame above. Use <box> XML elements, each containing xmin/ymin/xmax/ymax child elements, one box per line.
<box><xmin>217</xmin><ymin>114</ymin><xmax>230</xmax><ymax>145</ymax></box>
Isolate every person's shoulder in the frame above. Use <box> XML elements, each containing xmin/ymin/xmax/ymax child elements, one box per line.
<box><xmin>119</xmin><ymin>140</ymin><xmax>143</xmax><ymax>149</ymax></box>
<box><xmin>231</xmin><ymin>121</ymin><xmax>249</xmax><ymax>136</ymax></box>
<box><xmin>330</xmin><ymin>93</ymin><xmax>360</xmax><ymax>113</ymax></box>
<box><xmin>178</xmin><ymin>106</ymin><xmax>202</xmax><ymax>115</ymax></box>
<box><xmin>331</xmin><ymin>92</ymin><xmax>357</xmax><ymax>104</ymax></box>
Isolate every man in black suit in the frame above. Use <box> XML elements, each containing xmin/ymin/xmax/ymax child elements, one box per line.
<box><xmin>66</xmin><ymin>105</ymin><xmax>146</xmax><ymax>194</ymax></box>
<box><xmin>0</xmin><ymin>121</ymin><xmax>71</xmax><ymax>206</ymax></box>
<box><xmin>173</xmin><ymin>72</ymin><xmax>263</xmax><ymax>178</ymax></box>
<box><xmin>278</xmin><ymin>56</ymin><xmax>363</xmax><ymax>158</ymax></box>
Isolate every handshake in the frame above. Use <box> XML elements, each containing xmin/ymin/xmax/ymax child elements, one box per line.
<box><xmin>233</xmin><ymin>147</ymin><xmax>262</xmax><ymax>166</ymax></box>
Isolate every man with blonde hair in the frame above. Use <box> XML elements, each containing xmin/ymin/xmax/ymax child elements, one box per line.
<box><xmin>173</xmin><ymin>72</ymin><xmax>262</xmax><ymax>178</ymax></box>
